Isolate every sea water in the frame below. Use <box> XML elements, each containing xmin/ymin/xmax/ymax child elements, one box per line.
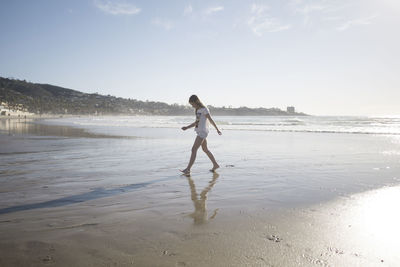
<box><xmin>41</xmin><ymin>115</ymin><xmax>400</xmax><ymax>135</ymax></box>
<box><xmin>1</xmin><ymin>116</ymin><xmax>400</xmax><ymax>214</ymax></box>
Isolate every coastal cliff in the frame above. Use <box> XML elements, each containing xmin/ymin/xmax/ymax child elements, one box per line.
<box><xmin>0</xmin><ymin>77</ymin><xmax>307</xmax><ymax>116</ymax></box>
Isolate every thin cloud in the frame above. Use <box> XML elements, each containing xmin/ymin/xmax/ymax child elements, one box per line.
<box><xmin>296</xmin><ymin>3</ymin><xmax>327</xmax><ymax>14</ymax></box>
<box><xmin>289</xmin><ymin>0</ymin><xmax>351</xmax><ymax>13</ymax></box>
<box><xmin>251</xmin><ymin>3</ymin><xmax>269</xmax><ymax>15</ymax></box>
<box><xmin>205</xmin><ymin>6</ymin><xmax>224</xmax><ymax>15</ymax></box>
<box><xmin>336</xmin><ymin>14</ymin><xmax>379</xmax><ymax>31</ymax></box>
<box><xmin>248</xmin><ymin>4</ymin><xmax>291</xmax><ymax>36</ymax></box>
<box><xmin>322</xmin><ymin>16</ymin><xmax>342</xmax><ymax>21</ymax></box>
<box><xmin>184</xmin><ymin>4</ymin><xmax>193</xmax><ymax>16</ymax></box>
<box><xmin>290</xmin><ymin>1</ymin><xmax>329</xmax><ymax>25</ymax></box>
<box><xmin>94</xmin><ymin>0</ymin><xmax>141</xmax><ymax>15</ymax></box>
<box><xmin>152</xmin><ymin>18</ymin><xmax>174</xmax><ymax>30</ymax></box>
<box><xmin>289</xmin><ymin>0</ymin><xmax>350</xmax><ymax>25</ymax></box>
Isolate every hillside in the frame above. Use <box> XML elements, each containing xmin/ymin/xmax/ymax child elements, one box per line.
<box><xmin>0</xmin><ymin>77</ymin><xmax>307</xmax><ymax>116</ymax></box>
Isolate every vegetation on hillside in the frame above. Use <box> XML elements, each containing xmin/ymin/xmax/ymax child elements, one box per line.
<box><xmin>0</xmin><ymin>77</ymin><xmax>307</xmax><ymax>116</ymax></box>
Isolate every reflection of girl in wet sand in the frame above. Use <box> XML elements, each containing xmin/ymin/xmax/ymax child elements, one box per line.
<box><xmin>187</xmin><ymin>172</ymin><xmax>219</xmax><ymax>225</ymax></box>
<box><xmin>181</xmin><ymin>95</ymin><xmax>222</xmax><ymax>175</ymax></box>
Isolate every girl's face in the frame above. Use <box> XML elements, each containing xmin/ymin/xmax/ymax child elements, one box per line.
<box><xmin>189</xmin><ymin>102</ymin><xmax>198</xmax><ymax>108</ymax></box>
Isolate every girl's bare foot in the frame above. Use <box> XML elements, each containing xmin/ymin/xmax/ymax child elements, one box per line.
<box><xmin>180</xmin><ymin>169</ymin><xmax>190</xmax><ymax>175</ymax></box>
<box><xmin>210</xmin><ymin>164</ymin><xmax>220</xmax><ymax>172</ymax></box>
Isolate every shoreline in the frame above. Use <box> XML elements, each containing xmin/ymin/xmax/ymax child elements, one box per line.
<box><xmin>0</xmin><ymin>116</ymin><xmax>134</xmax><ymax>139</ymax></box>
<box><xmin>0</xmin><ymin>113</ymin><xmax>82</xmax><ymax>120</ymax></box>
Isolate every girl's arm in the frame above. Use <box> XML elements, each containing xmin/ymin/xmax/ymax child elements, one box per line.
<box><xmin>182</xmin><ymin>121</ymin><xmax>197</xmax><ymax>131</ymax></box>
<box><xmin>206</xmin><ymin>114</ymin><xmax>222</xmax><ymax>135</ymax></box>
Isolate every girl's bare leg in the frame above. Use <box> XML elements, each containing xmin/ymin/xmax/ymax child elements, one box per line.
<box><xmin>201</xmin><ymin>139</ymin><xmax>220</xmax><ymax>172</ymax></box>
<box><xmin>181</xmin><ymin>136</ymin><xmax>204</xmax><ymax>174</ymax></box>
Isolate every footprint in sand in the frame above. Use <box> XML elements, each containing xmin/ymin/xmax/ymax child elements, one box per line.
<box><xmin>266</xmin><ymin>234</ymin><xmax>282</xmax><ymax>243</ymax></box>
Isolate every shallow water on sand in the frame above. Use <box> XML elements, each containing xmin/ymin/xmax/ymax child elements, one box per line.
<box><xmin>1</xmin><ymin>117</ymin><xmax>400</xmax><ymax>212</ymax></box>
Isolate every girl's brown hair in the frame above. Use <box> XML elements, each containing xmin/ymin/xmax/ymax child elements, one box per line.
<box><xmin>189</xmin><ymin>95</ymin><xmax>205</xmax><ymax>109</ymax></box>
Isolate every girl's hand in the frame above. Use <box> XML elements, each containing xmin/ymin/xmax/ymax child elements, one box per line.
<box><xmin>217</xmin><ymin>130</ymin><xmax>222</xmax><ymax>135</ymax></box>
<box><xmin>182</xmin><ymin>126</ymin><xmax>187</xmax><ymax>131</ymax></box>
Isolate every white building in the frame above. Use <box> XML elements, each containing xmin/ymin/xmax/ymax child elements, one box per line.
<box><xmin>287</xmin><ymin>106</ymin><xmax>295</xmax><ymax>114</ymax></box>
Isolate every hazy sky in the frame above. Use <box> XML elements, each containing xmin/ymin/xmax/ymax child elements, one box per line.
<box><xmin>1</xmin><ymin>0</ymin><xmax>399</xmax><ymax>115</ymax></box>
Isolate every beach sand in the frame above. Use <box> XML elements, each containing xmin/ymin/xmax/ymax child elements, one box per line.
<box><xmin>1</xmin><ymin>118</ymin><xmax>400</xmax><ymax>266</ymax></box>
<box><xmin>1</xmin><ymin>186</ymin><xmax>399</xmax><ymax>267</ymax></box>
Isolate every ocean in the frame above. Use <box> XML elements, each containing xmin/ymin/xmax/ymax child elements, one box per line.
<box><xmin>40</xmin><ymin>115</ymin><xmax>400</xmax><ymax>135</ymax></box>
<box><xmin>1</xmin><ymin>115</ymin><xmax>399</xmax><ymax>208</ymax></box>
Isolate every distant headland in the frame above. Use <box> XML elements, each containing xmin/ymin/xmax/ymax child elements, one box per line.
<box><xmin>0</xmin><ymin>77</ymin><xmax>307</xmax><ymax>116</ymax></box>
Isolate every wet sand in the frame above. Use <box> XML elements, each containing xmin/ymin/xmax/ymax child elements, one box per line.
<box><xmin>1</xmin><ymin>118</ymin><xmax>400</xmax><ymax>266</ymax></box>
<box><xmin>1</xmin><ymin>185</ymin><xmax>399</xmax><ymax>266</ymax></box>
<box><xmin>0</xmin><ymin>117</ymin><xmax>133</xmax><ymax>139</ymax></box>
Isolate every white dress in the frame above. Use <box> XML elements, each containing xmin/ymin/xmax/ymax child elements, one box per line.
<box><xmin>195</xmin><ymin>107</ymin><xmax>209</xmax><ymax>139</ymax></box>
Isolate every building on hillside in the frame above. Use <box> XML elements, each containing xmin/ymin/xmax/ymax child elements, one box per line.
<box><xmin>0</xmin><ymin>105</ymin><xmax>6</xmax><ymax>116</ymax></box>
<box><xmin>287</xmin><ymin>106</ymin><xmax>295</xmax><ymax>114</ymax></box>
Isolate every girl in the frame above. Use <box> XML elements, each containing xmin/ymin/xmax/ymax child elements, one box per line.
<box><xmin>181</xmin><ymin>95</ymin><xmax>222</xmax><ymax>174</ymax></box>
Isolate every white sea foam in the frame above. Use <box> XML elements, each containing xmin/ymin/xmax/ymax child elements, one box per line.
<box><xmin>46</xmin><ymin>116</ymin><xmax>400</xmax><ymax>135</ymax></box>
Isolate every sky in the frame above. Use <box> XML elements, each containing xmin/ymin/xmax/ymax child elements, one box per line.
<box><xmin>0</xmin><ymin>0</ymin><xmax>399</xmax><ymax>116</ymax></box>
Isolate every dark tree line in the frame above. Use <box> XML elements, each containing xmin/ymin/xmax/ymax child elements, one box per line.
<box><xmin>0</xmin><ymin>77</ymin><xmax>307</xmax><ymax>116</ymax></box>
